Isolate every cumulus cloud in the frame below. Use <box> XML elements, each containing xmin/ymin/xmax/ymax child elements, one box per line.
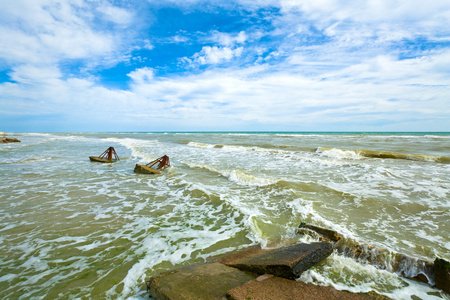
<box><xmin>277</xmin><ymin>0</ymin><xmax>450</xmax><ymax>44</ymax></box>
<box><xmin>0</xmin><ymin>0</ymin><xmax>119</xmax><ymax>66</ymax></box>
<box><xmin>127</xmin><ymin>67</ymin><xmax>155</xmax><ymax>85</ymax></box>
<box><xmin>209</xmin><ymin>31</ymin><xmax>247</xmax><ymax>46</ymax></box>
<box><xmin>97</xmin><ymin>4</ymin><xmax>134</xmax><ymax>25</ymax></box>
<box><xmin>192</xmin><ymin>46</ymin><xmax>244</xmax><ymax>65</ymax></box>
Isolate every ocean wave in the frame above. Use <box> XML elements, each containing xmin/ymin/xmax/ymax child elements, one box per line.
<box><xmin>317</xmin><ymin>147</ymin><xmax>365</xmax><ymax>160</ymax></box>
<box><xmin>317</xmin><ymin>147</ymin><xmax>450</xmax><ymax>163</ymax></box>
<box><xmin>299</xmin><ymin>252</ymin><xmax>444</xmax><ymax>300</ymax></box>
<box><xmin>105</xmin><ymin>137</ymin><xmax>162</xmax><ymax>162</ymax></box>
<box><xmin>228</xmin><ymin>169</ymin><xmax>279</xmax><ymax>187</ymax></box>
<box><xmin>183</xmin><ymin>161</ymin><xmax>279</xmax><ymax>187</ymax></box>
<box><xmin>187</xmin><ymin>141</ymin><xmax>217</xmax><ymax>148</ymax></box>
<box><xmin>14</xmin><ymin>157</ymin><xmax>57</xmax><ymax>164</ymax></box>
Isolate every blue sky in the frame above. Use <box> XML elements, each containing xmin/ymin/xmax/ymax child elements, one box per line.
<box><xmin>0</xmin><ymin>0</ymin><xmax>449</xmax><ymax>132</ymax></box>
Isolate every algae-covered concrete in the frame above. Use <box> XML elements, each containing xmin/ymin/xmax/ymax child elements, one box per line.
<box><xmin>89</xmin><ymin>156</ymin><xmax>115</xmax><ymax>163</ymax></box>
<box><xmin>134</xmin><ymin>164</ymin><xmax>161</xmax><ymax>174</ymax></box>
<box><xmin>147</xmin><ymin>262</ymin><xmax>257</xmax><ymax>300</ymax></box>
<box><xmin>146</xmin><ymin>243</ymin><xmax>391</xmax><ymax>300</ymax></box>
<box><xmin>220</xmin><ymin>242</ymin><xmax>333</xmax><ymax>279</ymax></box>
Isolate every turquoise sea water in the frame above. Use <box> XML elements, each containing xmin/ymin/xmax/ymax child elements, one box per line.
<box><xmin>0</xmin><ymin>132</ymin><xmax>449</xmax><ymax>299</ymax></box>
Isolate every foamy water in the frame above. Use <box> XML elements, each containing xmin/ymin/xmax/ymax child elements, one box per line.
<box><xmin>0</xmin><ymin>132</ymin><xmax>449</xmax><ymax>299</ymax></box>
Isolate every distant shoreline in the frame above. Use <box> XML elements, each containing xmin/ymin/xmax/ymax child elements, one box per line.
<box><xmin>6</xmin><ymin>131</ymin><xmax>450</xmax><ymax>135</ymax></box>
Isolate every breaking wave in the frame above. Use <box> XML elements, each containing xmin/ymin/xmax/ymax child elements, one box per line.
<box><xmin>317</xmin><ymin>147</ymin><xmax>450</xmax><ymax>163</ymax></box>
<box><xmin>183</xmin><ymin>161</ymin><xmax>279</xmax><ymax>187</ymax></box>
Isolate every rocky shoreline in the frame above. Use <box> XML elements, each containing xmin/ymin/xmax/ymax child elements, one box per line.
<box><xmin>297</xmin><ymin>223</ymin><xmax>450</xmax><ymax>292</ymax></box>
<box><xmin>145</xmin><ymin>224</ymin><xmax>450</xmax><ymax>299</ymax></box>
<box><xmin>147</xmin><ymin>242</ymin><xmax>390</xmax><ymax>300</ymax></box>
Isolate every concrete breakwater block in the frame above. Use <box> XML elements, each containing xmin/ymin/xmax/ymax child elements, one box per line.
<box><xmin>220</xmin><ymin>242</ymin><xmax>333</xmax><ymax>279</ymax></box>
<box><xmin>146</xmin><ymin>262</ymin><xmax>257</xmax><ymax>300</ymax></box>
<box><xmin>227</xmin><ymin>274</ymin><xmax>391</xmax><ymax>300</ymax></box>
<box><xmin>134</xmin><ymin>163</ymin><xmax>162</xmax><ymax>174</ymax></box>
<box><xmin>297</xmin><ymin>223</ymin><xmax>343</xmax><ymax>242</ymax></box>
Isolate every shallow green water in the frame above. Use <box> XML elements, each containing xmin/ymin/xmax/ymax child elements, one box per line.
<box><xmin>0</xmin><ymin>132</ymin><xmax>449</xmax><ymax>299</ymax></box>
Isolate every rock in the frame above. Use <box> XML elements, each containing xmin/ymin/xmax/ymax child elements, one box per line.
<box><xmin>297</xmin><ymin>223</ymin><xmax>435</xmax><ymax>285</ymax></box>
<box><xmin>297</xmin><ymin>223</ymin><xmax>343</xmax><ymax>242</ymax></box>
<box><xmin>220</xmin><ymin>242</ymin><xmax>333</xmax><ymax>279</ymax></box>
<box><xmin>434</xmin><ymin>258</ymin><xmax>450</xmax><ymax>293</ymax></box>
<box><xmin>226</xmin><ymin>274</ymin><xmax>391</xmax><ymax>300</ymax></box>
<box><xmin>146</xmin><ymin>262</ymin><xmax>257</xmax><ymax>300</ymax></box>
<box><xmin>1</xmin><ymin>137</ymin><xmax>21</xmax><ymax>143</ymax></box>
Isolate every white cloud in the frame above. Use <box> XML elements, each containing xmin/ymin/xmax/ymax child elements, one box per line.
<box><xmin>8</xmin><ymin>65</ymin><xmax>62</xmax><ymax>85</ymax></box>
<box><xmin>0</xmin><ymin>0</ymin><xmax>138</xmax><ymax>71</ymax></box>
<box><xmin>2</xmin><ymin>48</ymin><xmax>448</xmax><ymax>131</ymax></box>
<box><xmin>209</xmin><ymin>31</ymin><xmax>247</xmax><ymax>46</ymax></box>
<box><xmin>192</xmin><ymin>46</ymin><xmax>244</xmax><ymax>65</ymax></box>
<box><xmin>97</xmin><ymin>4</ymin><xmax>134</xmax><ymax>25</ymax></box>
<box><xmin>120</xmin><ymin>47</ymin><xmax>449</xmax><ymax>130</ymax></box>
<box><xmin>170</xmin><ymin>35</ymin><xmax>189</xmax><ymax>43</ymax></box>
<box><xmin>127</xmin><ymin>67</ymin><xmax>155</xmax><ymax>85</ymax></box>
<box><xmin>142</xmin><ymin>39</ymin><xmax>154</xmax><ymax>50</ymax></box>
<box><xmin>278</xmin><ymin>0</ymin><xmax>450</xmax><ymax>42</ymax></box>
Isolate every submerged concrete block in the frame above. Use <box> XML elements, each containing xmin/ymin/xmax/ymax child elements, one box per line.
<box><xmin>146</xmin><ymin>262</ymin><xmax>257</xmax><ymax>300</ymax></box>
<box><xmin>134</xmin><ymin>163</ymin><xmax>161</xmax><ymax>174</ymax></box>
<box><xmin>220</xmin><ymin>242</ymin><xmax>333</xmax><ymax>279</ymax></box>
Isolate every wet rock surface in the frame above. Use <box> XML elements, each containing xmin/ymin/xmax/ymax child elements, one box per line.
<box><xmin>146</xmin><ymin>262</ymin><xmax>257</xmax><ymax>300</ymax></box>
<box><xmin>1</xmin><ymin>137</ymin><xmax>20</xmax><ymax>143</ymax></box>
<box><xmin>296</xmin><ymin>223</ymin><xmax>437</xmax><ymax>286</ymax></box>
<box><xmin>220</xmin><ymin>242</ymin><xmax>333</xmax><ymax>279</ymax></box>
<box><xmin>227</xmin><ymin>274</ymin><xmax>391</xmax><ymax>300</ymax></box>
<box><xmin>298</xmin><ymin>223</ymin><xmax>343</xmax><ymax>242</ymax></box>
<box><xmin>434</xmin><ymin>258</ymin><xmax>450</xmax><ymax>294</ymax></box>
<box><xmin>134</xmin><ymin>163</ymin><xmax>162</xmax><ymax>174</ymax></box>
<box><xmin>146</xmin><ymin>242</ymin><xmax>377</xmax><ymax>300</ymax></box>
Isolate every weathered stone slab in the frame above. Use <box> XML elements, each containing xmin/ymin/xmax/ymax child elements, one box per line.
<box><xmin>297</xmin><ymin>223</ymin><xmax>343</xmax><ymax>242</ymax></box>
<box><xmin>434</xmin><ymin>258</ymin><xmax>450</xmax><ymax>294</ymax></box>
<box><xmin>220</xmin><ymin>242</ymin><xmax>333</xmax><ymax>279</ymax></box>
<box><xmin>226</xmin><ymin>274</ymin><xmax>391</xmax><ymax>300</ymax></box>
<box><xmin>146</xmin><ymin>262</ymin><xmax>257</xmax><ymax>300</ymax></box>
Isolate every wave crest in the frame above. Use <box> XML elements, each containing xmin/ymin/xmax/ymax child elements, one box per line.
<box><xmin>317</xmin><ymin>147</ymin><xmax>449</xmax><ymax>163</ymax></box>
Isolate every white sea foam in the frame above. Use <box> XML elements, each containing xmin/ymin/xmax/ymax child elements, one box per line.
<box><xmin>0</xmin><ymin>274</ymin><xmax>17</xmax><ymax>282</ymax></box>
<box><xmin>187</xmin><ymin>141</ymin><xmax>216</xmax><ymax>148</ymax></box>
<box><xmin>106</xmin><ymin>137</ymin><xmax>162</xmax><ymax>162</ymax></box>
<box><xmin>184</xmin><ymin>161</ymin><xmax>278</xmax><ymax>187</ymax></box>
<box><xmin>317</xmin><ymin>147</ymin><xmax>365</xmax><ymax>160</ymax></box>
<box><xmin>298</xmin><ymin>253</ymin><xmax>447</xmax><ymax>299</ymax></box>
<box><xmin>228</xmin><ymin>169</ymin><xmax>278</xmax><ymax>187</ymax></box>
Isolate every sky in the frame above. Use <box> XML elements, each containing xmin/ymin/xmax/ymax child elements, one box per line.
<box><xmin>0</xmin><ymin>0</ymin><xmax>449</xmax><ymax>132</ymax></box>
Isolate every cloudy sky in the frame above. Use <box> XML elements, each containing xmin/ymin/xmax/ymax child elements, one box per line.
<box><xmin>0</xmin><ymin>0</ymin><xmax>449</xmax><ymax>132</ymax></box>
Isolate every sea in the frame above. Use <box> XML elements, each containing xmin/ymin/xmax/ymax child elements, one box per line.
<box><xmin>0</xmin><ymin>132</ymin><xmax>449</xmax><ymax>300</ymax></box>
